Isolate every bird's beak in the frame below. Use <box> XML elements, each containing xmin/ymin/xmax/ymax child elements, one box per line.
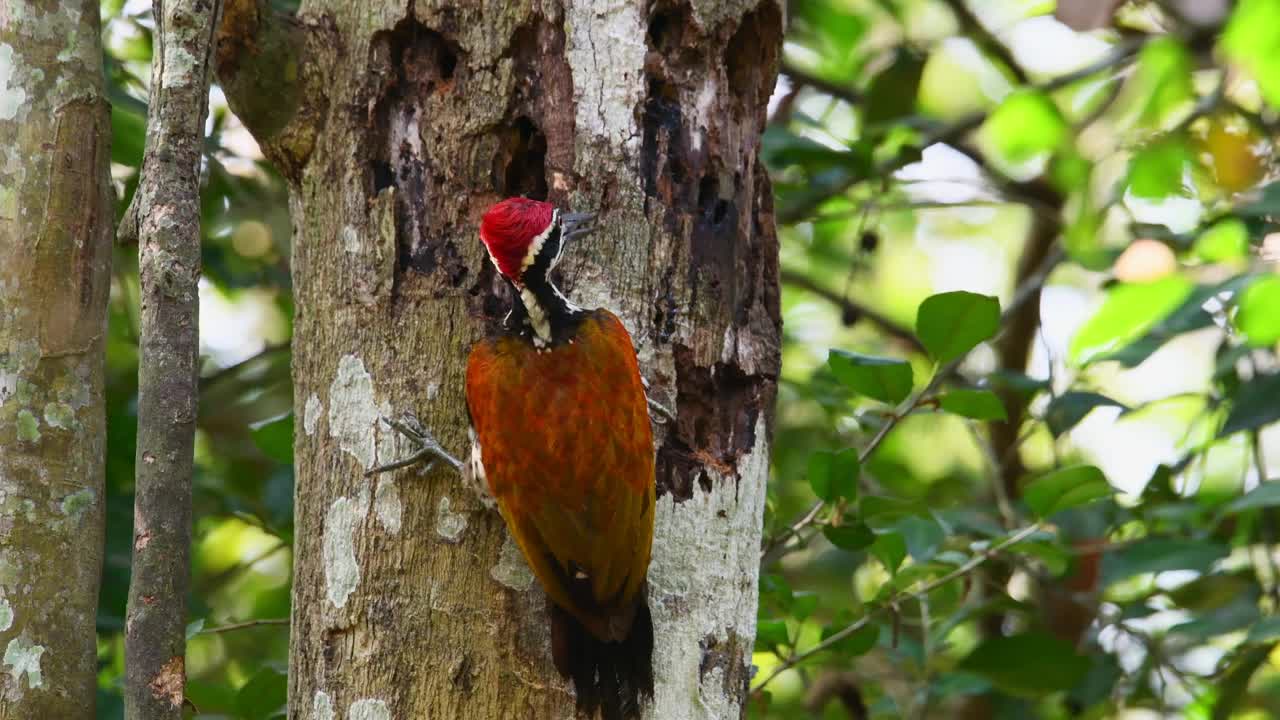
<box><xmin>560</xmin><ymin>212</ymin><xmax>596</xmax><ymax>243</ymax></box>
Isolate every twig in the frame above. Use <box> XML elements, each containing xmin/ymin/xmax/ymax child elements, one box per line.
<box><xmin>781</xmin><ymin>270</ymin><xmax>925</xmax><ymax>352</ymax></box>
<box><xmin>779</xmin><ymin>35</ymin><xmax>1147</xmax><ymax>225</ymax></box>
<box><xmin>753</xmin><ymin>523</ymin><xmax>1044</xmax><ymax>693</ymax></box>
<box><xmin>762</xmin><ymin>242</ymin><xmax>1063</xmax><ymax>564</ymax></box>
<box><xmin>200</xmin><ymin>618</ymin><xmax>289</xmax><ymax>634</ymax></box>
<box><xmin>781</xmin><ymin>61</ymin><xmax>863</xmax><ymax>106</ymax></box>
<box><xmin>941</xmin><ymin>0</ymin><xmax>1028</xmax><ymax>84</ymax></box>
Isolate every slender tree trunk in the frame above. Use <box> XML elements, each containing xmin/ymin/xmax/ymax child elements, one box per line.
<box><xmin>0</xmin><ymin>1</ymin><xmax>113</xmax><ymax>715</ymax></box>
<box><xmin>218</xmin><ymin>0</ymin><xmax>782</xmax><ymax>716</ymax></box>
<box><xmin>121</xmin><ymin>1</ymin><xmax>221</xmax><ymax>717</ymax></box>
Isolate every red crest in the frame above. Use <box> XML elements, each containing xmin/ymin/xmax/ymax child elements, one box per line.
<box><xmin>479</xmin><ymin>198</ymin><xmax>555</xmax><ymax>280</ymax></box>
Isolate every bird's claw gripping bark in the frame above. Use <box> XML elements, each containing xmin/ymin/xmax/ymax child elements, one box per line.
<box><xmin>364</xmin><ymin>412</ymin><xmax>464</xmax><ymax>477</ymax></box>
<box><xmin>646</xmin><ymin>396</ymin><xmax>676</xmax><ymax>424</ymax></box>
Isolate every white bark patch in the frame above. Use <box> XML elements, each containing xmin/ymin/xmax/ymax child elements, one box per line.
<box><xmin>0</xmin><ymin>44</ymin><xmax>28</xmax><ymax>122</ymax></box>
<box><xmin>646</xmin><ymin>417</ymin><xmax>768</xmax><ymax>720</ymax></box>
<box><xmin>3</xmin><ymin>636</ymin><xmax>44</xmax><ymax>689</ymax></box>
<box><xmin>341</xmin><ymin>225</ymin><xmax>360</xmax><ymax>253</ymax></box>
<box><xmin>313</xmin><ymin>690</ymin><xmax>335</xmax><ymax>720</ymax></box>
<box><xmin>564</xmin><ymin>0</ymin><xmax>647</xmax><ymax>152</ymax></box>
<box><xmin>489</xmin><ymin>535</ymin><xmax>534</xmax><ymax>591</ymax></box>
<box><xmin>349</xmin><ymin>698</ymin><xmax>391</xmax><ymax>720</ymax></box>
<box><xmin>304</xmin><ymin>393</ymin><xmax>323</xmax><ymax>436</ymax></box>
<box><xmin>0</xmin><ymin>597</ymin><xmax>11</xmax><ymax>632</ymax></box>
<box><xmin>160</xmin><ymin>46</ymin><xmax>197</xmax><ymax>88</ymax></box>
<box><xmin>373</xmin><ymin>477</ymin><xmax>402</xmax><ymax>534</ymax></box>
<box><xmin>690</xmin><ymin>77</ymin><xmax>718</xmax><ymax>153</ymax></box>
<box><xmin>435</xmin><ymin>496</ymin><xmax>467</xmax><ymax>543</ymax></box>
<box><xmin>323</xmin><ymin>484</ymin><xmax>371</xmax><ymax>609</ymax></box>
<box><xmin>328</xmin><ymin>355</ymin><xmax>382</xmax><ymax>470</ymax></box>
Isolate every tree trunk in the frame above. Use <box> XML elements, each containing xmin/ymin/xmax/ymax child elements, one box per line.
<box><xmin>0</xmin><ymin>1</ymin><xmax>113</xmax><ymax>716</ymax></box>
<box><xmin>217</xmin><ymin>0</ymin><xmax>782</xmax><ymax>716</ymax></box>
<box><xmin>121</xmin><ymin>1</ymin><xmax>222</xmax><ymax>718</ymax></box>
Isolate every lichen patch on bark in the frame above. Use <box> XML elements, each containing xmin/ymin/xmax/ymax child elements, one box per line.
<box><xmin>434</xmin><ymin>495</ymin><xmax>466</xmax><ymax>543</ymax></box>
<box><xmin>304</xmin><ymin>393</ymin><xmax>323</xmax><ymax>436</ymax></box>
<box><xmin>349</xmin><ymin>698</ymin><xmax>392</xmax><ymax>720</ymax></box>
<box><xmin>322</xmin><ymin>483</ymin><xmax>371</xmax><ymax>609</ymax></box>
<box><xmin>373</xmin><ymin>477</ymin><xmax>402</xmax><ymax>534</ymax></box>
<box><xmin>489</xmin><ymin>534</ymin><xmax>534</xmax><ymax>591</ymax></box>
<box><xmin>3</xmin><ymin>635</ymin><xmax>45</xmax><ymax>690</ymax></box>
<box><xmin>312</xmin><ymin>689</ymin><xmax>335</xmax><ymax>720</ymax></box>
<box><xmin>327</xmin><ymin>354</ymin><xmax>386</xmax><ymax>470</ymax></box>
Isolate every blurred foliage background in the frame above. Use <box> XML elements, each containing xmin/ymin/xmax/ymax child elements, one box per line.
<box><xmin>96</xmin><ymin>0</ymin><xmax>1280</xmax><ymax>718</ymax></box>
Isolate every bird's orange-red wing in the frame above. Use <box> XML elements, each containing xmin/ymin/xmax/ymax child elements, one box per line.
<box><xmin>465</xmin><ymin>309</ymin><xmax>655</xmax><ymax>640</ymax></box>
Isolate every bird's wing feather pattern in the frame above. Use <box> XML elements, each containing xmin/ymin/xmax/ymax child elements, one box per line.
<box><xmin>465</xmin><ymin>309</ymin><xmax>655</xmax><ymax>640</ymax></box>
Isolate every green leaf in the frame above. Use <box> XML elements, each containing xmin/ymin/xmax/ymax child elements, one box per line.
<box><xmin>983</xmin><ymin>90</ymin><xmax>1067</xmax><ymax>164</ymax></box>
<box><xmin>1133</xmin><ymin>37</ymin><xmax>1194</xmax><ymax>125</ymax></box>
<box><xmin>939</xmin><ymin>389</ymin><xmax>1007</xmax><ymax>421</ymax></box>
<box><xmin>863</xmin><ymin>48</ymin><xmax>925</xmax><ymax>126</ymax></box>
<box><xmin>1100</xmin><ymin>277</ymin><xmax>1250</xmax><ymax>367</ymax></box>
<box><xmin>870</xmin><ymin>532</ymin><xmax>907</xmax><ymax>574</ymax></box>
<box><xmin>1235</xmin><ymin>275</ymin><xmax>1280</xmax><ymax>347</ymax></box>
<box><xmin>792</xmin><ymin>592</ymin><xmax>819</xmax><ymax>622</ymax></box>
<box><xmin>1221</xmin><ymin>0</ymin><xmax>1280</xmax><ymax>109</ymax></box>
<box><xmin>959</xmin><ymin>632</ymin><xmax>1090</xmax><ymax>697</ymax></box>
<box><xmin>828</xmin><ymin>349</ymin><xmax>913</xmax><ymax>404</ymax></box>
<box><xmin>820</xmin><ymin>617</ymin><xmax>879</xmax><ymax>657</ymax></box>
<box><xmin>1103</xmin><ymin>538</ymin><xmax>1230</xmax><ymax>583</ymax></box>
<box><xmin>185</xmin><ymin>618</ymin><xmax>205</xmax><ymax>640</ymax></box>
<box><xmin>808</xmin><ymin>448</ymin><xmax>861</xmax><ymax>503</ymax></box>
<box><xmin>236</xmin><ymin>666</ymin><xmax>288</xmax><ymax>720</ymax></box>
<box><xmin>1070</xmin><ymin>276</ymin><xmax>1195</xmax><ymax>363</ymax></box>
<box><xmin>111</xmin><ymin>103</ymin><xmax>147</xmax><ymax>168</ymax></box>
<box><xmin>1212</xmin><ymin>646</ymin><xmax>1271</xmax><ymax>720</ymax></box>
<box><xmin>1221</xmin><ymin>372</ymin><xmax>1280</xmax><ymax>437</ymax></box>
<box><xmin>1225</xmin><ymin>481</ymin><xmax>1280</xmax><ymax>515</ymax></box>
<box><xmin>896</xmin><ymin>515</ymin><xmax>944</xmax><ymax>562</ymax></box>
<box><xmin>915</xmin><ymin>291</ymin><xmax>1001</xmax><ymax>364</ymax></box>
<box><xmin>1238</xmin><ymin>180</ymin><xmax>1280</xmax><ymax>216</ymax></box>
<box><xmin>1023</xmin><ymin>465</ymin><xmax>1112</xmax><ymax>517</ymax></box>
<box><xmin>251</xmin><ymin>412</ymin><xmax>294</xmax><ymax>464</ymax></box>
<box><xmin>762</xmin><ymin>126</ymin><xmax>873</xmax><ymax>174</ymax></box>
<box><xmin>755</xmin><ymin>619</ymin><xmax>790</xmax><ymax>649</ymax></box>
<box><xmin>1128</xmin><ymin>136</ymin><xmax>1191</xmax><ymax>198</ymax></box>
<box><xmin>1044</xmin><ymin>392</ymin><xmax>1127</xmax><ymax>437</ymax></box>
<box><xmin>823</xmin><ymin>522</ymin><xmax>876</xmax><ymax>551</ymax></box>
<box><xmin>1245</xmin><ymin>617</ymin><xmax>1280</xmax><ymax>644</ymax></box>
<box><xmin>1194</xmin><ymin>219</ymin><xmax>1250</xmax><ymax>263</ymax></box>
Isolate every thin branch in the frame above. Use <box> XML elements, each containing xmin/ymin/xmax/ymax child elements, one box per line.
<box><xmin>762</xmin><ymin>243</ymin><xmax>1063</xmax><ymax>565</ymax></box>
<box><xmin>781</xmin><ymin>270</ymin><xmax>925</xmax><ymax>352</ymax></box>
<box><xmin>781</xmin><ymin>61</ymin><xmax>863</xmax><ymax>106</ymax></box>
<box><xmin>199</xmin><ymin>343</ymin><xmax>288</xmax><ymax>387</ymax></box>
<box><xmin>778</xmin><ymin>35</ymin><xmax>1147</xmax><ymax>225</ymax></box>
<box><xmin>753</xmin><ymin>523</ymin><xmax>1044</xmax><ymax>693</ymax></box>
<box><xmin>200</xmin><ymin>618</ymin><xmax>289</xmax><ymax>634</ymax></box>
<box><xmin>942</xmin><ymin>0</ymin><xmax>1029</xmax><ymax>84</ymax></box>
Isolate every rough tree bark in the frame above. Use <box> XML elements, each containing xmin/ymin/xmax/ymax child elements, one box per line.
<box><xmin>0</xmin><ymin>1</ymin><xmax>113</xmax><ymax>716</ymax></box>
<box><xmin>217</xmin><ymin>0</ymin><xmax>782</xmax><ymax>716</ymax></box>
<box><xmin>121</xmin><ymin>1</ymin><xmax>222</xmax><ymax>717</ymax></box>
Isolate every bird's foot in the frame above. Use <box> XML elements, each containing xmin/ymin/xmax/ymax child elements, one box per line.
<box><xmin>365</xmin><ymin>412</ymin><xmax>464</xmax><ymax>477</ymax></box>
<box><xmin>646</xmin><ymin>396</ymin><xmax>676</xmax><ymax>424</ymax></box>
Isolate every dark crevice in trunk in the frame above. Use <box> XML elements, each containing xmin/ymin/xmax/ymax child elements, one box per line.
<box><xmin>366</xmin><ymin>17</ymin><xmax>464</xmax><ymax>285</ymax></box>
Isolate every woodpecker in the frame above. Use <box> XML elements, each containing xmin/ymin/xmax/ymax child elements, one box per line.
<box><xmin>372</xmin><ymin>197</ymin><xmax>656</xmax><ymax>718</ymax></box>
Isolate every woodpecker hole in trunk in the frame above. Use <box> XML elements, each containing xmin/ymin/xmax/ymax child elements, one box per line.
<box><xmin>495</xmin><ymin>116</ymin><xmax>548</xmax><ymax>201</ymax></box>
<box><xmin>367</xmin><ymin>18</ymin><xmax>465</xmax><ymax>284</ymax></box>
